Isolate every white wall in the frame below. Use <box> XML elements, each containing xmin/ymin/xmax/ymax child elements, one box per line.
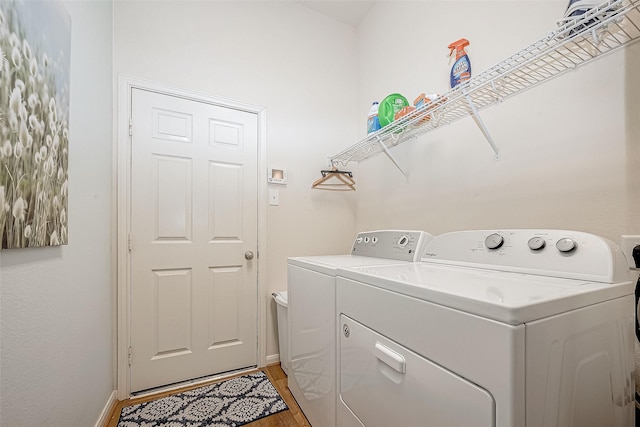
<box><xmin>0</xmin><ymin>1</ymin><xmax>114</xmax><ymax>426</ymax></box>
<box><xmin>355</xmin><ymin>1</ymin><xmax>640</xmax><ymax>243</ymax></box>
<box><xmin>113</xmin><ymin>1</ymin><xmax>358</xmax><ymax>361</ymax></box>
<box><xmin>0</xmin><ymin>1</ymin><xmax>633</xmax><ymax>423</ymax></box>
<box><xmin>0</xmin><ymin>2</ymin><xmax>633</xmax><ymax>423</ymax></box>
<box><xmin>626</xmin><ymin>41</ymin><xmax>640</xmax><ymax>238</ymax></box>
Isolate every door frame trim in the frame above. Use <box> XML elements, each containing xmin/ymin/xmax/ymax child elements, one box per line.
<box><xmin>115</xmin><ymin>75</ymin><xmax>268</xmax><ymax>399</ymax></box>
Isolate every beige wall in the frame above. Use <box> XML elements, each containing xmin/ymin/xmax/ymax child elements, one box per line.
<box><xmin>113</xmin><ymin>1</ymin><xmax>359</xmax><ymax>360</ymax></box>
<box><xmin>0</xmin><ymin>2</ymin><xmax>114</xmax><ymax>425</ymax></box>
<box><xmin>354</xmin><ymin>1</ymin><xmax>639</xmax><ymax>243</ymax></box>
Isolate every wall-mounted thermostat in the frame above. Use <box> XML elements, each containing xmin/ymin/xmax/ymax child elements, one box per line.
<box><xmin>268</xmin><ymin>168</ymin><xmax>287</xmax><ymax>185</ymax></box>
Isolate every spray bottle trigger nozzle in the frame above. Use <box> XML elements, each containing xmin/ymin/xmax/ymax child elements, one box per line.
<box><xmin>448</xmin><ymin>38</ymin><xmax>470</xmax><ymax>58</ymax></box>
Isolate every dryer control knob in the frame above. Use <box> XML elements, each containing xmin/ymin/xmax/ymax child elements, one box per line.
<box><xmin>556</xmin><ymin>238</ymin><xmax>577</xmax><ymax>253</ymax></box>
<box><xmin>397</xmin><ymin>236</ymin><xmax>409</xmax><ymax>247</ymax></box>
<box><xmin>485</xmin><ymin>233</ymin><xmax>504</xmax><ymax>250</ymax></box>
<box><xmin>528</xmin><ymin>237</ymin><xmax>546</xmax><ymax>251</ymax></box>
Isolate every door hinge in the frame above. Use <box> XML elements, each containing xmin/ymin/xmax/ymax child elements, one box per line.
<box><xmin>128</xmin><ymin>233</ymin><xmax>132</xmax><ymax>252</ymax></box>
<box><xmin>128</xmin><ymin>346</ymin><xmax>133</xmax><ymax>366</ymax></box>
<box><xmin>129</xmin><ymin>118</ymin><xmax>133</xmax><ymax>136</ymax></box>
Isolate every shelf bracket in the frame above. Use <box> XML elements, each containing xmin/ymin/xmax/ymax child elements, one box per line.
<box><xmin>463</xmin><ymin>89</ymin><xmax>500</xmax><ymax>160</ymax></box>
<box><xmin>591</xmin><ymin>27</ymin><xmax>600</xmax><ymax>45</ymax></box>
<box><xmin>376</xmin><ymin>138</ymin><xmax>408</xmax><ymax>180</ymax></box>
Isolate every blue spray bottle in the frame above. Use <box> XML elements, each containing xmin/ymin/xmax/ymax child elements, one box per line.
<box><xmin>448</xmin><ymin>38</ymin><xmax>471</xmax><ymax>88</ymax></box>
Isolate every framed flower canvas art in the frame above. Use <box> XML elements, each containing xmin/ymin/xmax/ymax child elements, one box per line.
<box><xmin>0</xmin><ymin>0</ymin><xmax>71</xmax><ymax>249</ymax></box>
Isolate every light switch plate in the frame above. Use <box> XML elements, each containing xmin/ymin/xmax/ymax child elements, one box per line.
<box><xmin>269</xmin><ymin>189</ymin><xmax>279</xmax><ymax>206</ymax></box>
<box><xmin>620</xmin><ymin>235</ymin><xmax>640</xmax><ymax>269</ymax></box>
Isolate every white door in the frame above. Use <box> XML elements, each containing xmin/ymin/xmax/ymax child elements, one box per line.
<box><xmin>129</xmin><ymin>88</ymin><xmax>258</xmax><ymax>393</ymax></box>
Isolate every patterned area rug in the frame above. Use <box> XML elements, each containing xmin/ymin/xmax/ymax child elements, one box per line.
<box><xmin>118</xmin><ymin>371</ymin><xmax>288</xmax><ymax>427</ymax></box>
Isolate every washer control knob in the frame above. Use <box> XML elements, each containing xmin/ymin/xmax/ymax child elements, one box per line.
<box><xmin>397</xmin><ymin>235</ymin><xmax>409</xmax><ymax>247</ymax></box>
<box><xmin>556</xmin><ymin>238</ymin><xmax>577</xmax><ymax>253</ymax></box>
<box><xmin>528</xmin><ymin>237</ymin><xmax>546</xmax><ymax>251</ymax></box>
<box><xmin>485</xmin><ymin>233</ymin><xmax>504</xmax><ymax>250</ymax></box>
<box><xmin>364</xmin><ymin>236</ymin><xmax>370</xmax><ymax>244</ymax></box>
<box><xmin>356</xmin><ymin>237</ymin><xmax>363</xmax><ymax>244</ymax></box>
<box><xmin>371</xmin><ymin>236</ymin><xmax>378</xmax><ymax>244</ymax></box>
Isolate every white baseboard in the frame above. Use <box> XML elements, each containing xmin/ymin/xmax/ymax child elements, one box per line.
<box><xmin>266</xmin><ymin>353</ymin><xmax>280</xmax><ymax>366</ymax></box>
<box><xmin>95</xmin><ymin>390</ymin><xmax>117</xmax><ymax>427</ymax></box>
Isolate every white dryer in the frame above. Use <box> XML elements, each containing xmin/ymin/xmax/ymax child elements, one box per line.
<box><xmin>287</xmin><ymin>230</ymin><xmax>433</xmax><ymax>427</ymax></box>
<box><xmin>336</xmin><ymin>229</ymin><xmax>635</xmax><ymax>427</ymax></box>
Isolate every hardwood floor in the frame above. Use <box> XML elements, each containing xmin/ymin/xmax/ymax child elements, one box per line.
<box><xmin>250</xmin><ymin>364</ymin><xmax>311</xmax><ymax>427</ymax></box>
<box><xmin>105</xmin><ymin>364</ymin><xmax>310</xmax><ymax>427</ymax></box>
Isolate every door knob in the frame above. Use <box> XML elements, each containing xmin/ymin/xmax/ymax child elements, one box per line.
<box><xmin>244</xmin><ymin>251</ymin><xmax>254</xmax><ymax>260</ymax></box>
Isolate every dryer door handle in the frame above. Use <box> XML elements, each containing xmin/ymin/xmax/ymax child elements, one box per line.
<box><xmin>374</xmin><ymin>342</ymin><xmax>406</xmax><ymax>374</ymax></box>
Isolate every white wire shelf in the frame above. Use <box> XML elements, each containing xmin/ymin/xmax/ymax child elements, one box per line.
<box><xmin>330</xmin><ymin>0</ymin><xmax>640</xmax><ymax>168</ymax></box>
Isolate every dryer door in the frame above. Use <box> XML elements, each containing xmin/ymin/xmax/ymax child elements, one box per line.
<box><xmin>339</xmin><ymin>315</ymin><xmax>495</xmax><ymax>427</ymax></box>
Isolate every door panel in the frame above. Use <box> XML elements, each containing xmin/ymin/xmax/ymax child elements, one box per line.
<box><xmin>208</xmin><ymin>266</ymin><xmax>242</xmax><ymax>346</ymax></box>
<box><xmin>153</xmin><ymin>108</ymin><xmax>192</xmax><ymax>143</ymax></box>
<box><xmin>209</xmin><ymin>162</ymin><xmax>242</xmax><ymax>238</ymax></box>
<box><xmin>130</xmin><ymin>88</ymin><xmax>258</xmax><ymax>392</ymax></box>
<box><xmin>154</xmin><ymin>155</ymin><xmax>192</xmax><ymax>241</ymax></box>
<box><xmin>153</xmin><ymin>268</ymin><xmax>192</xmax><ymax>357</ymax></box>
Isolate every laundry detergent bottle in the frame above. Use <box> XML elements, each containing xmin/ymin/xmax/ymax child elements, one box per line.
<box><xmin>367</xmin><ymin>101</ymin><xmax>381</xmax><ymax>133</ymax></box>
<box><xmin>448</xmin><ymin>38</ymin><xmax>471</xmax><ymax>88</ymax></box>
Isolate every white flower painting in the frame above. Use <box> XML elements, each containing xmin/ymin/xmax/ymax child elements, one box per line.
<box><xmin>0</xmin><ymin>0</ymin><xmax>70</xmax><ymax>249</ymax></box>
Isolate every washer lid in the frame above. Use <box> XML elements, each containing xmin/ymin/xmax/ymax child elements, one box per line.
<box><xmin>337</xmin><ymin>262</ymin><xmax>634</xmax><ymax>325</ymax></box>
<box><xmin>288</xmin><ymin>255</ymin><xmax>412</xmax><ymax>276</ymax></box>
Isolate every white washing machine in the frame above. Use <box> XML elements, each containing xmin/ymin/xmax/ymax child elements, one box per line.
<box><xmin>336</xmin><ymin>229</ymin><xmax>635</xmax><ymax>427</ymax></box>
<box><xmin>287</xmin><ymin>230</ymin><xmax>433</xmax><ymax>427</ymax></box>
